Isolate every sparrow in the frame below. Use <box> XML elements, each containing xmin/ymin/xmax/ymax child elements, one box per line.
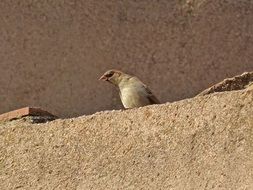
<box><xmin>99</xmin><ymin>69</ymin><xmax>160</xmax><ymax>108</ymax></box>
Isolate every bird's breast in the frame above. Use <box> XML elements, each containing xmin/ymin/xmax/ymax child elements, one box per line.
<box><xmin>119</xmin><ymin>86</ymin><xmax>150</xmax><ymax>108</ymax></box>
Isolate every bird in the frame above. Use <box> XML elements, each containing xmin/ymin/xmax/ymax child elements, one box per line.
<box><xmin>99</xmin><ymin>69</ymin><xmax>160</xmax><ymax>108</ymax></box>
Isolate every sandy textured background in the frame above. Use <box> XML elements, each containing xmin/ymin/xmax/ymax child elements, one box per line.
<box><xmin>1</xmin><ymin>88</ymin><xmax>253</xmax><ymax>189</ymax></box>
<box><xmin>0</xmin><ymin>0</ymin><xmax>253</xmax><ymax>117</ymax></box>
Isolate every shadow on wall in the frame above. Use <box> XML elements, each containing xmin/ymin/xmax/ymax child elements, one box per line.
<box><xmin>0</xmin><ymin>0</ymin><xmax>253</xmax><ymax>117</ymax></box>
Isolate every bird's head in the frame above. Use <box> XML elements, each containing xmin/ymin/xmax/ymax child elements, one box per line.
<box><xmin>99</xmin><ymin>69</ymin><xmax>127</xmax><ymax>86</ymax></box>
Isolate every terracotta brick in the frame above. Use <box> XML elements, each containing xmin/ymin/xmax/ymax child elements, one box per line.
<box><xmin>0</xmin><ymin>107</ymin><xmax>57</xmax><ymax>121</ymax></box>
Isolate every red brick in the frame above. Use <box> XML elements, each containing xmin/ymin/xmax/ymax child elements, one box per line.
<box><xmin>0</xmin><ymin>107</ymin><xmax>57</xmax><ymax>121</ymax></box>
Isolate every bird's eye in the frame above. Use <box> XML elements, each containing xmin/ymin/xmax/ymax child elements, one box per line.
<box><xmin>106</xmin><ymin>72</ymin><xmax>114</xmax><ymax>78</ymax></box>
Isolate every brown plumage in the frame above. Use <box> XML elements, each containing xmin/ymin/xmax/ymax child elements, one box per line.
<box><xmin>99</xmin><ymin>69</ymin><xmax>160</xmax><ymax>108</ymax></box>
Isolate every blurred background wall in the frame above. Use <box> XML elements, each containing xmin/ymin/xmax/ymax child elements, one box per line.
<box><xmin>0</xmin><ymin>0</ymin><xmax>253</xmax><ymax>117</ymax></box>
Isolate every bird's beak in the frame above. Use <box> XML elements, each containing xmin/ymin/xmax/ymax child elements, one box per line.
<box><xmin>99</xmin><ymin>75</ymin><xmax>107</xmax><ymax>81</ymax></box>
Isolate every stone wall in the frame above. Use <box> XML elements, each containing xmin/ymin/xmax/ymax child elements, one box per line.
<box><xmin>0</xmin><ymin>0</ymin><xmax>253</xmax><ymax>117</ymax></box>
<box><xmin>1</xmin><ymin>88</ymin><xmax>253</xmax><ymax>189</ymax></box>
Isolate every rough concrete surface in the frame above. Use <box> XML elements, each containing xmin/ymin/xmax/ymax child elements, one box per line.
<box><xmin>1</xmin><ymin>87</ymin><xmax>253</xmax><ymax>189</ymax></box>
<box><xmin>198</xmin><ymin>71</ymin><xmax>253</xmax><ymax>96</ymax></box>
<box><xmin>0</xmin><ymin>0</ymin><xmax>253</xmax><ymax>117</ymax></box>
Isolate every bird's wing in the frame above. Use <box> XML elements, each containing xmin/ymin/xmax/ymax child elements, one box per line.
<box><xmin>119</xmin><ymin>90</ymin><xmax>122</xmax><ymax>101</ymax></box>
<box><xmin>142</xmin><ymin>84</ymin><xmax>160</xmax><ymax>104</ymax></box>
